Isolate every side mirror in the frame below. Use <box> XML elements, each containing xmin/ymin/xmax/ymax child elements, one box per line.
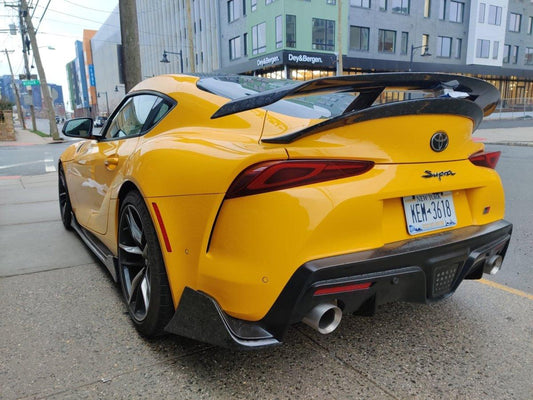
<box><xmin>62</xmin><ymin>118</ymin><xmax>94</xmax><ymax>138</ymax></box>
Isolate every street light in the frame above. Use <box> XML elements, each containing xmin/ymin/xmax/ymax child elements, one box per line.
<box><xmin>409</xmin><ymin>45</ymin><xmax>431</xmax><ymax>72</ymax></box>
<box><xmin>160</xmin><ymin>50</ymin><xmax>183</xmax><ymax>73</ymax></box>
<box><xmin>97</xmin><ymin>91</ymin><xmax>110</xmax><ymax>115</ymax></box>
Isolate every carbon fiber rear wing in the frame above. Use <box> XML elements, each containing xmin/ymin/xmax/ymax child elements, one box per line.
<box><xmin>209</xmin><ymin>73</ymin><xmax>500</xmax><ymax>144</ymax></box>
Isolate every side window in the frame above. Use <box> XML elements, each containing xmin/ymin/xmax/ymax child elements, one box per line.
<box><xmin>105</xmin><ymin>94</ymin><xmax>172</xmax><ymax>139</ymax></box>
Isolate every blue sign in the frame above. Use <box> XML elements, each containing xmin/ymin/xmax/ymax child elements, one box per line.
<box><xmin>88</xmin><ymin>64</ymin><xmax>96</xmax><ymax>87</ymax></box>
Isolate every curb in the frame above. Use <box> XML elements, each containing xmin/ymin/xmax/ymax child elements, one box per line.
<box><xmin>482</xmin><ymin>141</ymin><xmax>533</xmax><ymax>147</ymax></box>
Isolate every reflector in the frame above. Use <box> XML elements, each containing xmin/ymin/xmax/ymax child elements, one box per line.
<box><xmin>314</xmin><ymin>282</ymin><xmax>372</xmax><ymax>296</ymax></box>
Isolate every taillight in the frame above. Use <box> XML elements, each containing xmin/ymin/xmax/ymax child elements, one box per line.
<box><xmin>225</xmin><ymin>160</ymin><xmax>374</xmax><ymax>199</ymax></box>
<box><xmin>469</xmin><ymin>151</ymin><xmax>501</xmax><ymax>169</ymax></box>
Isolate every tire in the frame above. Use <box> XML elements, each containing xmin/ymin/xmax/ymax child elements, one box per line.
<box><xmin>58</xmin><ymin>166</ymin><xmax>72</xmax><ymax>230</ymax></box>
<box><xmin>118</xmin><ymin>191</ymin><xmax>174</xmax><ymax>337</ymax></box>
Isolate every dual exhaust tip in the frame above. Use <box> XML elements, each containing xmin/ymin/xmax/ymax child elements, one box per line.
<box><xmin>304</xmin><ymin>255</ymin><xmax>504</xmax><ymax>335</ymax></box>
<box><xmin>302</xmin><ymin>302</ymin><xmax>342</xmax><ymax>335</ymax></box>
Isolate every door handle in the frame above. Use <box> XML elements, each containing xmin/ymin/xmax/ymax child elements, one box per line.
<box><xmin>104</xmin><ymin>157</ymin><xmax>119</xmax><ymax>169</ymax></box>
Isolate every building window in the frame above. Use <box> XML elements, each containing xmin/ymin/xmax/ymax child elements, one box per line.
<box><xmin>438</xmin><ymin>0</ymin><xmax>446</xmax><ymax>20</ymax></box>
<box><xmin>449</xmin><ymin>1</ymin><xmax>464</xmax><ymax>23</ymax></box>
<box><xmin>528</xmin><ymin>17</ymin><xmax>533</xmax><ymax>34</ymax></box>
<box><xmin>327</xmin><ymin>0</ymin><xmax>336</xmax><ymax>4</ymax></box>
<box><xmin>454</xmin><ymin>38</ymin><xmax>462</xmax><ymax>58</ymax></box>
<box><xmin>401</xmin><ymin>31</ymin><xmax>408</xmax><ymax>54</ymax></box>
<box><xmin>251</xmin><ymin>0</ymin><xmax>257</xmax><ymax>12</ymax></box>
<box><xmin>350</xmin><ymin>0</ymin><xmax>370</xmax><ymax>8</ymax></box>
<box><xmin>509</xmin><ymin>13</ymin><xmax>521</xmax><ymax>33</ymax></box>
<box><xmin>422</xmin><ymin>34</ymin><xmax>429</xmax><ymax>53</ymax></box>
<box><xmin>391</xmin><ymin>0</ymin><xmax>409</xmax><ymax>15</ymax></box>
<box><xmin>378</xmin><ymin>29</ymin><xmax>396</xmax><ymax>53</ymax></box>
<box><xmin>243</xmin><ymin>0</ymin><xmax>246</xmax><ymax>15</ymax></box>
<box><xmin>437</xmin><ymin>36</ymin><xmax>452</xmax><ymax>57</ymax></box>
<box><xmin>525</xmin><ymin>48</ymin><xmax>533</xmax><ymax>65</ymax></box>
<box><xmin>252</xmin><ymin>22</ymin><xmax>266</xmax><ymax>55</ymax></box>
<box><xmin>265</xmin><ymin>0</ymin><xmax>275</xmax><ymax>4</ymax></box>
<box><xmin>492</xmin><ymin>41</ymin><xmax>499</xmax><ymax>59</ymax></box>
<box><xmin>243</xmin><ymin>32</ymin><xmax>248</xmax><ymax>55</ymax></box>
<box><xmin>350</xmin><ymin>26</ymin><xmax>369</xmax><ymax>51</ymax></box>
<box><xmin>286</xmin><ymin>14</ymin><xmax>296</xmax><ymax>48</ymax></box>
<box><xmin>488</xmin><ymin>5</ymin><xmax>502</xmax><ymax>25</ymax></box>
<box><xmin>424</xmin><ymin>0</ymin><xmax>430</xmax><ymax>18</ymax></box>
<box><xmin>503</xmin><ymin>44</ymin><xmax>510</xmax><ymax>63</ymax></box>
<box><xmin>380</xmin><ymin>0</ymin><xmax>387</xmax><ymax>11</ymax></box>
<box><xmin>476</xmin><ymin>39</ymin><xmax>490</xmax><ymax>58</ymax></box>
<box><xmin>227</xmin><ymin>0</ymin><xmax>238</xmax><ymax>22</ymax></box>
<box><xmin>312</xmin><ymin>18</ymin><xmax>335</xmax><ymax>51</ymax></box>
<box><xmin>511</xmin><ymin>45</ymin><xmax>519</xmax><ymax>64</ymax></box>
<box><xmin>275</xmin><ymin>15</ymin><xmax>282</xmax><ymax>48</ymax></box>
<box><xmin>478</xmin><ymin>3</ymin><xmax>485</xmax><ymax>23</ymax></box>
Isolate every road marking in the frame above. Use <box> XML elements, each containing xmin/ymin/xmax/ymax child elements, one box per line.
<box><xmin>479</xmin><ymin>279</ymin><xmax>533</xmax><ymax>300</ymax></box>
<box><xmin>44</xmin><ymin>152</ymin><xmax>56</xmax><ymax>172</ymax></box>
<box><xmin>0</xmin><ymin>160</ymin><xmax>45</xmax><ymax>169</ymax></box>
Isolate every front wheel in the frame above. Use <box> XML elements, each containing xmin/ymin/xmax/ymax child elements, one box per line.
<box><xmin>118</xmin><ymin>191</ymin><xmax>173</xmax><ymax>337</ymax></box>
<box><xmin>58</xmin><ymin>167</ymin><xmax>72</xmax><ymax>230</ymax></box>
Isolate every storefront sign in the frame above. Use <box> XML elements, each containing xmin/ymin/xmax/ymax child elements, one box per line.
<box><xmin>287</xmin><ymin>53</ymin><xmax>324</xmax><ymax>64</ymax></box>
<box><xmin>285</xmin><ymin>51</ymin><xmax>336</xmax><ymax>67</ymax></box>
<box><xmin>256</xmin><ymin>55</ymin><xmax>281</xmax><ymax>67</ymax></box>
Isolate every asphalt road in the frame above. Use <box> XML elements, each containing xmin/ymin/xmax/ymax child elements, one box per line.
<box><xmin>0</xmin><ymin>138</ymin><xmax>531</xmax><ymax>399</ymax></box>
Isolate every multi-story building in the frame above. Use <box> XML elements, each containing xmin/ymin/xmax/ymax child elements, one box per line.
<box><xmin>91</xmin><ymin>8</ymin><xmax>124</xmax><ymax>114</ymax></box>
<box><xmin>90</xmin><ymin>0</ymin><xmax>533</xmax><ymax>104</ymax></box>
<box><xmin>66</xmin><ymin>40</ymin><xmax>92</xmax><ymax>117</ymax></box>
<box><xmin>216</xmin><ymin>0</ymin><xmax>533</xmax><ymax>101</ymax></box>
<box><xmin>0</xmin><ymin>75</ymin><xmax>64</xmax><ymax>117</ymax></box>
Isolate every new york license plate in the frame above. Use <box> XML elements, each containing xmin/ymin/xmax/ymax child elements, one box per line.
<box><xmin>402</xmin><ymin>192</ymin><xmax>457</xmax><ymax>235</ymax></box>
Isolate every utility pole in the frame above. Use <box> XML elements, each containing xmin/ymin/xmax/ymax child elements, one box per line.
<box><xmin>3</xmin><ymin>49</ymin><xmax>26</xmax><ymax>130</ymax></box>
<box><xmin>17</xmin><ymin>4</ymin><xmax>36</xmax><ymax>131</ymax></box>
<box><xmin>336</xmin><ymin>0</ymin><xmax>343</xmax><ymax>76</ymax></box>
<box><xmin>119</xmin><ymin>0</ymin><xmax>142</xmax><ymax>92</ymax></box>
<box><xmin>185</xmin><ymin>0</ymin><xmax>195</xmax><ymax>73</ymax></box>
<box><xmin>20</xmin><ymin>0</ymin><xmax>60</xmax><ymax>140</ymax></box>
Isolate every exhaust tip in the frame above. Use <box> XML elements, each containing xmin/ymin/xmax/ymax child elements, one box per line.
<box><xmin>484</xmin><ymin>255</ymin><xmax>503</xmax><ymax>275</ymax></box>
<box><xmin>302</xmin><ymin>303</ymin><xmax>342</xmax><ymax>335</ymax></box>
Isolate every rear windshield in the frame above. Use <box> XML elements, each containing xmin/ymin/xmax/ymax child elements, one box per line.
<box><xmin>197</xmin><ymin>75</ymin><xmax>356</xmax><ymax>119</ymax></box>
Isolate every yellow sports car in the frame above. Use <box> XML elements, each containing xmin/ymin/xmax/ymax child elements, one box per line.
<box><xmin>59</xmin><ymin>73</ymin><xmax>512</xmax><ymax>349</ymax></box>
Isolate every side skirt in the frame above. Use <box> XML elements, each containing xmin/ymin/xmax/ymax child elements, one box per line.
<box><xmin>70</xmin><ymin>213</ymin><xmax>118</xmax><ymax>281</ymax></box>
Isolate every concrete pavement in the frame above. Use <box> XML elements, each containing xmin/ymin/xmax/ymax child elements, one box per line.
<box><xmin>473</xmin><ymin>126</ymin><xmax>533</xmax><ymax>147</ymax></box>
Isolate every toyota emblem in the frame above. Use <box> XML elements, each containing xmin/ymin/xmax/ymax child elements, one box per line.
<box><xmin>430</xmin><ymin>132</ymin><xmax>449</xmax><ymax>152</ymax></box>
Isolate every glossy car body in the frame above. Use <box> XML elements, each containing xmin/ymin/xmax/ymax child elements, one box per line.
<box><xmin>59</xmin><ymin>73</ymin><xmax>512</xmax><ymax>349</ymax></box>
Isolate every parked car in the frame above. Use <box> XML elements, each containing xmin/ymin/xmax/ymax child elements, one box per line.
<box><xmin>94</xmin><ymin>116</ymin><xmax>107</xmax><ymax>127</ymax></box>
<box><xmin>59</xmin><ymin>73</ymin><xmax>512</xmax><ymax>349</ymax></box>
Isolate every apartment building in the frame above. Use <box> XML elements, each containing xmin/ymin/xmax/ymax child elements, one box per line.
<box><xmin>87</xmin><ymin>0</ymin><xmax>533</xmax><ymax>104</ymax></box>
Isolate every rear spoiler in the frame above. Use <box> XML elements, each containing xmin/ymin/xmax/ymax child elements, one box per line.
<box><xmin>210</xmin><ymin>73</ymin><xmax>499</xmax><ymax>144</ymax></box>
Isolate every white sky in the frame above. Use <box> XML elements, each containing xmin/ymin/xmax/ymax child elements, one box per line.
<box><xmin>0</xmin><ymin>0</ymin><xmax>118</xmax><ymax>108</ymax></box>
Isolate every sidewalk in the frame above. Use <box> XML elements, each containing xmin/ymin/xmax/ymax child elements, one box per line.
<box><xmin>0</xmin><ymin>126</ymin><xmax>53</xmax><ymax>146</ymax></box>
<box><xmin>473</xmin><ymin>126</ymin><xmax>533</xmax><ymax>147</ymax></box>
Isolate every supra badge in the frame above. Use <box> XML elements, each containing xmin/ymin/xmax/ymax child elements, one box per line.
<box><xmin>422</xmin><ymin>170</ymin><xmax>456</xmax><ymax>180</ymax></box>
<box><xmin>430</xmin><ymin>131</ymin><xmax>449</xmax><ymax>152</ymax></box>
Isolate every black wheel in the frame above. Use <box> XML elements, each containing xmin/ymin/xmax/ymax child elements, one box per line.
<box><xmin>118</xmin><ymin>191</ymin><xmax>173</xmax><ymax>337</ymax></box>
<box><xmin>58</xmin><ymin>166</ymin><xmax>72</xmax><ymax>230</ymax></box>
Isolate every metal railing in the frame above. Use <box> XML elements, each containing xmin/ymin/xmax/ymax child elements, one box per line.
<box><xmin>488</xmin><ymin>97</ymin><xmax>533</xmax><ymax>120</ymax></box>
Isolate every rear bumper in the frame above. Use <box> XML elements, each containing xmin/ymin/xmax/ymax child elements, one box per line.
<box><xmin>165</xmin><ymin>219</ymin><xmax>512</xmax><ymax>349</ymax></box>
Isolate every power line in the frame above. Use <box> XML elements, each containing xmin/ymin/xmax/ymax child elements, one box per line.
<box><xmin>35</xmin><ymin>0</ymin><xmax>52</xmax><ymax>33</ymax></box>
<box><xmin>63</xmin><ymin>0</ymin><xmax>116</xmax><ymax>13</ymax></box>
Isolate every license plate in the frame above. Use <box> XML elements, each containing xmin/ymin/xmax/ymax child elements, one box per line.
<box><xmin>402</xmin><ymin>192</ymin><xmax>457</xmax><ymax>235</ymax></box>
